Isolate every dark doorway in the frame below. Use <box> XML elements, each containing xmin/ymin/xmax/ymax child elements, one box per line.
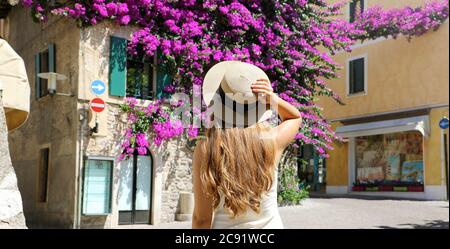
<box><xmin>297</xmin><ymin>145</ymin><xmax>326</xmax><ymax>193</ymax></box>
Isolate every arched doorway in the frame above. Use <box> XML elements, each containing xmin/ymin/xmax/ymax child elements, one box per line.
<box><xmin>118</xmin><ymin>151</ymin><xmax>153</xmax><ymax>225</ymax></box>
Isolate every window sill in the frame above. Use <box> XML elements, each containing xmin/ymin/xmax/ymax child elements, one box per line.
<box><xmin>126</xmin><ymin>96</ymin><xmax>155</xmax><ymax>102</ymax></box>
<box><xmin>35</xmin><ymin>201</ymin><xmax>49</xmax><ymax>208</ymax></box>
<box><xmin>82</xmin><ymin>213</ymin><xmax>112</xmax><ymax>216</ymax></box>
<box><xmin>91</xmin><ymin>96</ymin><xmax>158</xmax><ymax>108</ymax></box>
<box><xmin>37</xmin><ymin>94</ymin><xmax>51</xmax><ymax>103</ymax></box>
<box><xmin>346</xmin><ymin>92</ymin><xmax>367</xmax><ymax>98</ymax></box>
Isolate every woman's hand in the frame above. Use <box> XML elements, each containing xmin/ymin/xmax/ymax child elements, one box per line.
<box><xmin>251</xmin><ymin>78</ymin><xmax>274</xmax><ymax>104</ymax></box>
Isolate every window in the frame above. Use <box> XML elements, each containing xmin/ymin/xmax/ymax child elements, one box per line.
<box><xmin>126</xmin><ymin>47</ymin><xmax>154</xmax><ymax>100</ymax></box>
<box><xmin>109</xmin><ymin>36</ymin><xmax>172</xmax><ymax>99</ymax></box>
<box><xmin>0</xmin><ymin>19</ymin><xmax>7</xmax><ymax>38</ymax></box>
<box><xmin>348</xmin><ymin>57</ymin><xmax>365</xmax><ymax>95</ymax></box>
<box><xmin>37</xmin><ymin>147</ymin><xmax>50</xmax><ymax>203</ymax></box>
<box><xmin>349</xmin><ymin>0</ymin><xmax>364</xmax><ymax>23</ymax></box>
<box><xmin>35</xmin><ymin>43</ymin><xmax>55</xmax><ymax>99</ymax></box>
<box><xmin>355</xmin><ymin>131</ymin><xmax>424</xmax><ymax>186</ymax></box>
<box><xmin>82</xmin><ymin>158</ymin><xmax>113</xmax><ymax>215</ymax></box>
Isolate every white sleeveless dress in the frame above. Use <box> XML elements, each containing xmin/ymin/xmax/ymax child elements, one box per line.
<box><xmin>211</xmin><ymin>168</ymin><xmax>284</xmax><ymax>229</ymax></box>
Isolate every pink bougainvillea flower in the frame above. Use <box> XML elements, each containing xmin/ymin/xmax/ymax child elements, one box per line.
<box><xmin>20</xmin><ymin>0</ymin><xmax>449</xmax><ymax>159</ymax></box>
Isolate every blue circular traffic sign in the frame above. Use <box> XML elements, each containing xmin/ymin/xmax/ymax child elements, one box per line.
<box><xmin>90</xmin><ymin>80</ymin><xmax>106</xmax><ymax>95</ymax></box>
<box><xmin>439</xmin><ymin>117</ymin><xmax>449</xmax><ymax>129</ymax></box>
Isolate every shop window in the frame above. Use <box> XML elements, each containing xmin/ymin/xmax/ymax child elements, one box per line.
<box><xmin>37</xmin><ymin>147</ymin><xmax>50</xmax><ymax>203</ymax></box>
<box><xmin>349</xmin><ymin>0</ymin><xmax>364</xmax><ymax>23</ymax></box>
<box><xmin>35</xmin><ymin>43</ymin><xmax>55</xmax><ymax>99</ymax></box>
<box><xmin>348</xmin><ymin>57</ymin><xmax>365</xmax><ymax>95</ymax></box>
<box><xmin>355</xmin><ymin>131</ymin><xmax>424</xmax><ymax>187</ymax></box>
<box><xmin>82</xmin><ymin>158</ymin><xmax>113</xmax><ymax>215</ymax></box>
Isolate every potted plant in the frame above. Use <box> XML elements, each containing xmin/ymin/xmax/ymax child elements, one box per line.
<box><xmin>393</xmin><ymin>181</ymin><xmax>408</xmax><ymax>192</ymax></box>
<box><xmin>363</xmin><ymin>181</ymin><xmax>379</xmax><ymax>191</ymax></box>
<box><xmin>352</xmin><ymin>181</ymin><xmax>366</xmax><ymax>191</ymax></box>
<box><xmin>379</xmin><ymin>184</ymin><xmax>393</xmax><ymax>192</ymax></box>
<box><xmin>365</xmin><ymin>185</ymin><xmax>379</xmax><ymax>191</ymax></box>
<box><xmin>407</xmin><ymin>182</ymin><xmax>424</xmax><ymax>192</ymax></box>
<box><xmin>378</xmin><ymin>180</ymin><xmax>393</xmax><ymax>191</ymax></box>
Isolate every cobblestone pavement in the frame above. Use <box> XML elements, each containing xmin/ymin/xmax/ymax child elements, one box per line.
<box><xmin>118</xmin><ymin>197</ymin><xmax>449</xmax><ymax>229</ymax></box>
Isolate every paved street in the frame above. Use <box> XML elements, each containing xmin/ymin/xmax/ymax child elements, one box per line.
<box><xmin>118</xmin><ymin>197</ymin><xmax>449</xmax><ymax>229</ymax></box>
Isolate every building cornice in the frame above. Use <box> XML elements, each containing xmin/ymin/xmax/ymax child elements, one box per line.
<box><xmin>328</xmin><ymin>103</ymin><xmax>449</xmax><ymax>125</ymax></box>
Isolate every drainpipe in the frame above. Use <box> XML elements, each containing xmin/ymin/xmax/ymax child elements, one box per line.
<box><xmin>441</xmin><ymin>124</ymin><xmax>449</xmax><ymax>201</ymax></box>
<box><xmin>74</xmin><ymin>30</ymin><xmax>87</xmax><ymax>229</ymax></box>
<box><xmin>74</xmin><ymin>108</ymin><xmax>85</xmax><ymax>229</ymax></box>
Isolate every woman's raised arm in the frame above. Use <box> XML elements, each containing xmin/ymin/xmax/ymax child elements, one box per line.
<box><xmin>251</xmin><ymin>79</ymin><xmax>302</xmax><ymax>151</ymax></box>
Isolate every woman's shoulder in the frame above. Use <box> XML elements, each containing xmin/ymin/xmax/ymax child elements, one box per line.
<box><xmin>260</xmin><ymin>122</ymin><xmax>287</xmax><ymax>157</ymax></box>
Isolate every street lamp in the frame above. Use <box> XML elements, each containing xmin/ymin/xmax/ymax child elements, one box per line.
<box><xmin>37</xmin><ymin>72</ymin><xmax>74</xmax><ymax>97</ymax></box>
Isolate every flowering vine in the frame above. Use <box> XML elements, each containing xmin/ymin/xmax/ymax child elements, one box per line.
<box><xmin>118</xmin><ymin>98</ymin><xmax>198</xmax><ymax>159</ymax></box>
<box><xmin>354</xmin><ymin>1</ymin><xmax>449</xmax><ymax>41</ymax></box>
<box><xmin>20</xmin><ymin>0</ymin><xmax>449</xmax><ymax>160</ymax></box>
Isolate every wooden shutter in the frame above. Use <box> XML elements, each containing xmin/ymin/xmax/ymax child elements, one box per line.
<box><xmin>349</xmin><ymin>58</ymin><xmax>365</xmax><ymax>94</ymax></box>
<box><xmin>35</xmin><ymin>53</ymin><xmax>40</xmax><ymax>99</ymax></box>
<box><xmin>155</xmin><ymin>50</ymin><xmax>172</xmax><ymax>99</ymax></box>
<box><xmin>349</xmin><ymin>0</ymin><xmax>364</xmax><ymax>23</ymax></box>
<box><xmin>48</xmin><ymin>43</ymin><xmax>56</xmax><ymax>72</ymax></box>
<box><xmin>109</xmin><ymin>36</ymin><xmax>127</xmax><ymax>97</ymax></box>
<box><xmin>349</xmin><ymin>0</ymin><xmax>356</xmax><ymax>23</ymax></box>
<box><xmin>360</xmin><ymin>0</ymin><xmax>364</xmax><ymax>14</ymax></box>
<box><xmin>354</xmin><ymin>58</ymin><xmax>365</xmax><ymax>93</ymax></box>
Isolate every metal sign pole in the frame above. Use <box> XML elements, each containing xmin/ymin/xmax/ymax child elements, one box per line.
<box><xmin>439</xmin><ymin>117</ymin><xmax>449</xmax><ymax>200</ymax></box>
<box><xmin>444</xmin><ymin>133</ymin><xmax>449</xmax><ymax>201</ymax></box>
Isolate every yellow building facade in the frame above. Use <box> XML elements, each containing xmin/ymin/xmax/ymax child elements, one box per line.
<box><xmin>319</xmin><ymin>0</ymin><xmax>449</xmax><ymax>200</ymax></box>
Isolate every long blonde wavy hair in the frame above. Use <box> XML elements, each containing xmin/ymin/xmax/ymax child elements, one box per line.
<box><xmin>198</xmin><ymin>122</ymin><xmax>276</xmax><ymax>218</ymax></box>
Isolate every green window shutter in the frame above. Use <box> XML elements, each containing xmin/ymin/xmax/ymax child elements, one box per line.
<box><xmin>350</xmin><ymin>0</ymin><xmax>364</xmax><ymax>23</ymax></box>
<box><xmin>354</xmin><ymin>58</ymin><xmax>365</xmax><ymax>93</ymax></box>
<box><xmin>35</xmin><ymin>53</ymin><xmax>41</xmax><ymax>99</ymax></box>
<box><xmin>349</xmin><ymin>1</ymin><xmax>356</xmax><ymax>23</ymax></box>
<box><xmin>155</xmin><ymin>51</ymin><xmax>173</xmax><ymax>100</ymax></box>
<box><xmin>109</xmin><ymin>36</ymin><xmax>127</xmax><ymax>97</ymax></box>
<box><xmin>349</xmin><ymin>60</ymin><xmax>355</xmax><ymax>93</ymax></box>
<box><xmin>48</xmin><ymin>43</ymin><xmax>56</xmax><ymax>72</ymax></box>
<box><xmin>349</xmin><ymin>58</ymin><xmax>364</xmax><ymax>94</ymax></box>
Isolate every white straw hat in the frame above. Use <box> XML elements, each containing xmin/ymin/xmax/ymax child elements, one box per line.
<box><xmin>0</xmin><ymin>38</ymin><xmax>30</xmax><ymax>131</ymax></box>
<box><xmin>202</xmin><ymin>61</ymin><xmax>273</xmax><ymax>128</ymax></box>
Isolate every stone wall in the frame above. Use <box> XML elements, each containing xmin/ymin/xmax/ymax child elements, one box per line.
<box><xmin>7</xmin><ymin>6</ymin><xmax>80</xmax><ymax>228</ymax></box>
<box><xmin>0</xmin><ymin>97</ymin><xmax>26</xmax><ymax>229</ymax></box>
<box><xmin>80</xmin><ymin>101</ymin><xmax>194</xmax><ymax>227</ymax></box>
<box><xmin>78</xmin><ymin>22</ymin><xmax>194</xmax><ymax>227</ymax></box>
<box><xmin>159</xmin><ymin>137</ymin><xmax>194</xmax><ymax>223</ymax></box>
<box><xmin>5</xmin><ymin>8</ymin><xmax>194</xmax><ymax>228</ymax></box>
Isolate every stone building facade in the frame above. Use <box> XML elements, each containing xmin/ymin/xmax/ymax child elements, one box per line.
<box><xmin>3</xmin><ymin>6</ymin><xmax>194</xmax><ymax>228</ymax></box>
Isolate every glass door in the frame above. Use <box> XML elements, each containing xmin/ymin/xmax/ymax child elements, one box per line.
<box><xmin>297</xmin><ymin>145</ymin><xmax>326</xmax><ymax>192</ymax></box>
<box><xmin>118</xmin><ymin>154</ymin><xmax>152</xmax><ymax>224</ymax></box>
<box><xmin>134</xmin><ymin>155</ymin><xmax>152</xmax><ymax>223</ymax></box>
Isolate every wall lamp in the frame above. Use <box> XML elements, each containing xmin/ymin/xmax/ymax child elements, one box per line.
<box><xmin>37</xmin><ymin>72</ymin><xmax>74</xmax><ymax>97</ymax></box>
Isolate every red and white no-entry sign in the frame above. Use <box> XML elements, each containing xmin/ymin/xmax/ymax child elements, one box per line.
<box><xmin>90</xmin><ymin>98</ymin><xmax>106</xmax><ymax>113</ymax></box>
